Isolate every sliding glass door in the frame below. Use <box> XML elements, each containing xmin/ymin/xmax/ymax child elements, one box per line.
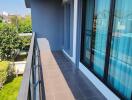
<box><xmin>81</xmin><ymin>0</ymin><xmax>132</xmax><ymax>99</ymax></box>
<box><xmin>81</xmin><ymin>0</ymin><xmax>94</xmax><ymax>65</ymax></box>
<box><xmin>108</xmin><ymin>0</ymin><xmax>132</xmax><ymax>99</ymax></box>
<box><xmin>92</xmin><ymin>0</ymin><xmax>111</xmax><ymax>78</ymax></box>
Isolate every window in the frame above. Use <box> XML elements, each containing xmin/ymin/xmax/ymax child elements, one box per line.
<box><xmin>108</xmin><ymin>0</ymin><xmax>132</xmax><ymax>99</ymax></box>
<box><xmin>80</xmin><ymin>0</ymin><xmax>132</xmax><ymax>99</ymax></box>
<box><xmin>92</xmin><ymin>0</ymin><xmax>111</xmax><ymax>78</ymax></box>
<box><xmin>81</xmin><ymin>0</ymin><xmax>94</xmax><ymax>65</ymax></box>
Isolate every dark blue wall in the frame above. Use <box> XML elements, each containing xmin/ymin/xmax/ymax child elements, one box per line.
<box><xmin>31</xmin><ymin>0</ymin><xmax>64</xmax><ymax>51</ymax></box>
<box><xmin>63</xmin><ymin>0</ymin><xmax>74</xmax><ymax>56</ymax></box>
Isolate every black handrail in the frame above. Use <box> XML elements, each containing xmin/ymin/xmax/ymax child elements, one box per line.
<box><xmin>17</xmin><ymin>33</ymin><xmax>44</xmax><ymax>100</ymax></box>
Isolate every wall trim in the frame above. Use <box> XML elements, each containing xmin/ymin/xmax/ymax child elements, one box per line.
<box><xmin>62</xmin><ymin>49</ymin><xmax>75</xmax><ymax>63</ymax></box>
<box><xmin>72</xmin><ymin>0</ymin><xmax>78</xmax><ymax>63</ymax></box>
<box><xmin>79</xmin><ymin>62</ymin><xmax>120</xmax><ymax>100</ymax></box>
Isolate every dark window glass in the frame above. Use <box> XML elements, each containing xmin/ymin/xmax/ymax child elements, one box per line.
<box><xmin>81</xmin><ymin>0</ymin><xmax>94</xmax><ymax>65</ymax></box>
<box><xmin>81</xmin><ymin>0</ymin><xmax>132</xmax><ymax>99</ymax></box>
<box><xmin>108</xmin><ymin>0</ymin><xmax>132</xmax><ymax>99</ymax></box>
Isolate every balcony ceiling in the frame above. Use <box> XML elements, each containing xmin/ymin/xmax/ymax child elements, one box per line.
<box><xmin>25</xmin><ymin>0</ymin><xmax>70</xmax><ymax>8</ymax></box>
<box><xmin>25</xmin><ymin>0</ymin><xmax>31</xmax><ymax>8</ymax></box>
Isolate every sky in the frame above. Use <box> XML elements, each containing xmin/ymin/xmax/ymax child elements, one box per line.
<box><xmin>0</xmin><ymin>0</ymin><xmax>31</xmax><ymax>16</ymax></box>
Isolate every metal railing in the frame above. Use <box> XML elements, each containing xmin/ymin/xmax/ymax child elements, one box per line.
<box><xmin>17</xmin><ymin>33</ymin><xmax>44</xmax><ymax>100</ymax></box>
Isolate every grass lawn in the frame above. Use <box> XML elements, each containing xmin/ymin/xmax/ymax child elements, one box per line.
<box><xmin>0</xmin><ymin>76</ymin><xmax>22</xmax><ymax>100</ymax></box>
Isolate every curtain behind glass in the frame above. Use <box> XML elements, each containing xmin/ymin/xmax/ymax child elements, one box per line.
<box><xmin>108</xmin><ymin>0</ymin><xmax>132</xmax><ymax>99</ymax></box>
<box><xmin>92</xmin><ymin>0</ymin><xmax>110</xmax><ymax>77</ymax></box>
<box><xmin>82</xmin><ymin>0</ymin><xmax>94</xmax><ymax>65</ymax></box>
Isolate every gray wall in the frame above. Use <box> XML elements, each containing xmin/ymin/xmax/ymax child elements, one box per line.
<box><xmin>31</xmin><ymin>0</ymin><xmax>64</xmax><ymax>51</ymax></box>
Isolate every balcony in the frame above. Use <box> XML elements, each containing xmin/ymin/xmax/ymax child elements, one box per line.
<box><xmin>17</xmin><ymin>33</ymin><xmax>106</xmax><ymax>100</ymax></box>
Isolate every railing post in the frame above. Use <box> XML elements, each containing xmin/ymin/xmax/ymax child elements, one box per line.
<box><xmin>37</xmin><ymin>46</ymin><xmax>42</xmax><ymax>100</ymax></box>
<box><xmin>34</xmin><ymin>34</ymin><xmax>43</xmax><ymax>100</ymax></box>
<box><xmin>29</xmin><ymin>67</ymin><xmax>34</xmax><ymax>100</ymax></box>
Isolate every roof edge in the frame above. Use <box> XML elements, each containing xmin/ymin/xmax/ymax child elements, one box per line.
<box><xmin>25</xmin><ymin>0</ymin><xmax>31</xmax><ymax>8</ymax></box>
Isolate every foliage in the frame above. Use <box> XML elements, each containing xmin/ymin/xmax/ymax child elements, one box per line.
<box><xmin>0</xmin><ymin>61</ymin><xmax>9</xmax><ymax>87</ymax></box>
<box><xmin>0</xmin><ymin>76</ymin><xmax>22</xmax><ymax>100</ymax></box>
<box><xmin>0</xmin><ymin>16</ymin><xmax>3</xmax><ymax>23</ymax></box>
<box><xmin>9</xmin><ymin>15</ymin><xmax>17</xmax><ymax>26</ymax></box>
<box><xmin>10</xmin><ymin>15</ymin><xmax>32</xmax><ymax>33</ymax></box>
<box><xmin>0</xmin><ymin>23</ymin><xmax>5</xmax><ymax>30</ymax></box>
<box><xmin>0</xmin><ymin>15</ymin><xmax>32</xmax><ymax>60</ymax></box>
<box><xmin>18</xmin><ymin>16</ymin><xmax>32</xmax><ymax>33</ymax></box>
<box><xmin>0</xmin><ymin>24</ymin><xmax>21</xmax><ymax>60</ymax></box>
<box><xmin>20</xmin><ymin>36</ymin><xmax>31</xmax><ymax>51</ymax></box>
<box><xmin>0</xmin><ymin>23</ymin><xmax>3</xmax><ymax>30</ymax></box>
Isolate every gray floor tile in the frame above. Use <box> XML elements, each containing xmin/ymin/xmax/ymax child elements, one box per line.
<box><xmin>52</xmin><ymin>51</ymin><xmax>106</xmax><ymax>100</ymax></box>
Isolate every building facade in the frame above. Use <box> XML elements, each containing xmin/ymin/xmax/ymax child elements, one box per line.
<box><xmin>25</xmin><ymin>0</ymin><xmax>132</xmax><ymax>99</ymax></box>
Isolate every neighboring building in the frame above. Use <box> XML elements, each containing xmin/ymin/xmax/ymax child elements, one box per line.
<box><xmin>0</xmin><ymin>12</ymin><xmax>29</xmax><ymax>24</ymax></box>
<box><xmin>18</xmin><ymin>0</ymin><xmax>132</xmax><ymax>100</ymax></box>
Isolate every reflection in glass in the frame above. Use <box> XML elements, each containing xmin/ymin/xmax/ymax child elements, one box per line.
<box><xmin>108</xmin><ymin>0</ymin><xmax>132</xmax><ymax>99</ymax></box>
<box><xmin>81</xmin><ymin>0</ymin><xmax>94</xmax><ymax>65</ymax></box>
<box><xmin>92</xmin><ymin>0</ymin><xmax>110</xmax><ymax>77</ymax></box>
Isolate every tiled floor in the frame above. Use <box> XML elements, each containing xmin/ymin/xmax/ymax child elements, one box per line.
<box><xmin>52</xmin><ymin>51</ymin><xmax>106</xmax><ymax>100</ymax></box>
<box><xmin>38</xmin><ymin>38</ymin><xmax>106</xmax><ymax>100</ymax></box>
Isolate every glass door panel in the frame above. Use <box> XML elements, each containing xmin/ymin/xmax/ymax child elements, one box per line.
<box><xmin>108</xmin><ymin>0</ymin><xmax>132</xmax><ymax>99</ymax></box>
<box><xmin>81</xmin><ymin>0</ymin><xmax>94</xmax><ymax>65</ymax></box>
<box><xmin>92</xmin><ymin>0</ymin><xmax>111</xmax><ymax>77</ymax></box>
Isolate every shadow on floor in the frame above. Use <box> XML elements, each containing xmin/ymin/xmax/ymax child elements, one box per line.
<box><xmin>52</xmin><ymin>51</ymin><xmax>106</xmax><ymax>100</ymax></box>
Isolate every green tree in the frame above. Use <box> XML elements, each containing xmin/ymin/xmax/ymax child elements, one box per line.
<box><xmin>0</xmin><ymin>24</ymin><xmax>21</xmax><ymax>60</ymax></box>
<box><xmin>0</xmin><ymin>16</ymin><xmax>3</xmax><ymax>23</ymax></box>
<box><xmin>18</xmin><ymin>15</ymin><xmax>32</xmax><ymax>33</ymax></box>
<box><xmin>9</xmin><ymin>15</ymin><xmax>18</xmax><ymax>25</ymax></box>
<box><xmin>9</xmin><ymin>15</ymin><xmax>32</xmax><ymax>33</ymax></box>
<box><xmin>18</xmin><ymin>36</ymin><xmax>31</xmax><ymax>52</ymax></box>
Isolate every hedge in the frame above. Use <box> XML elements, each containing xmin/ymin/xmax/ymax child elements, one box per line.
<box><xmin>0</xmin><ymin>61</ymin><xmax>9</xmax><ymax>88</ymax></box>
